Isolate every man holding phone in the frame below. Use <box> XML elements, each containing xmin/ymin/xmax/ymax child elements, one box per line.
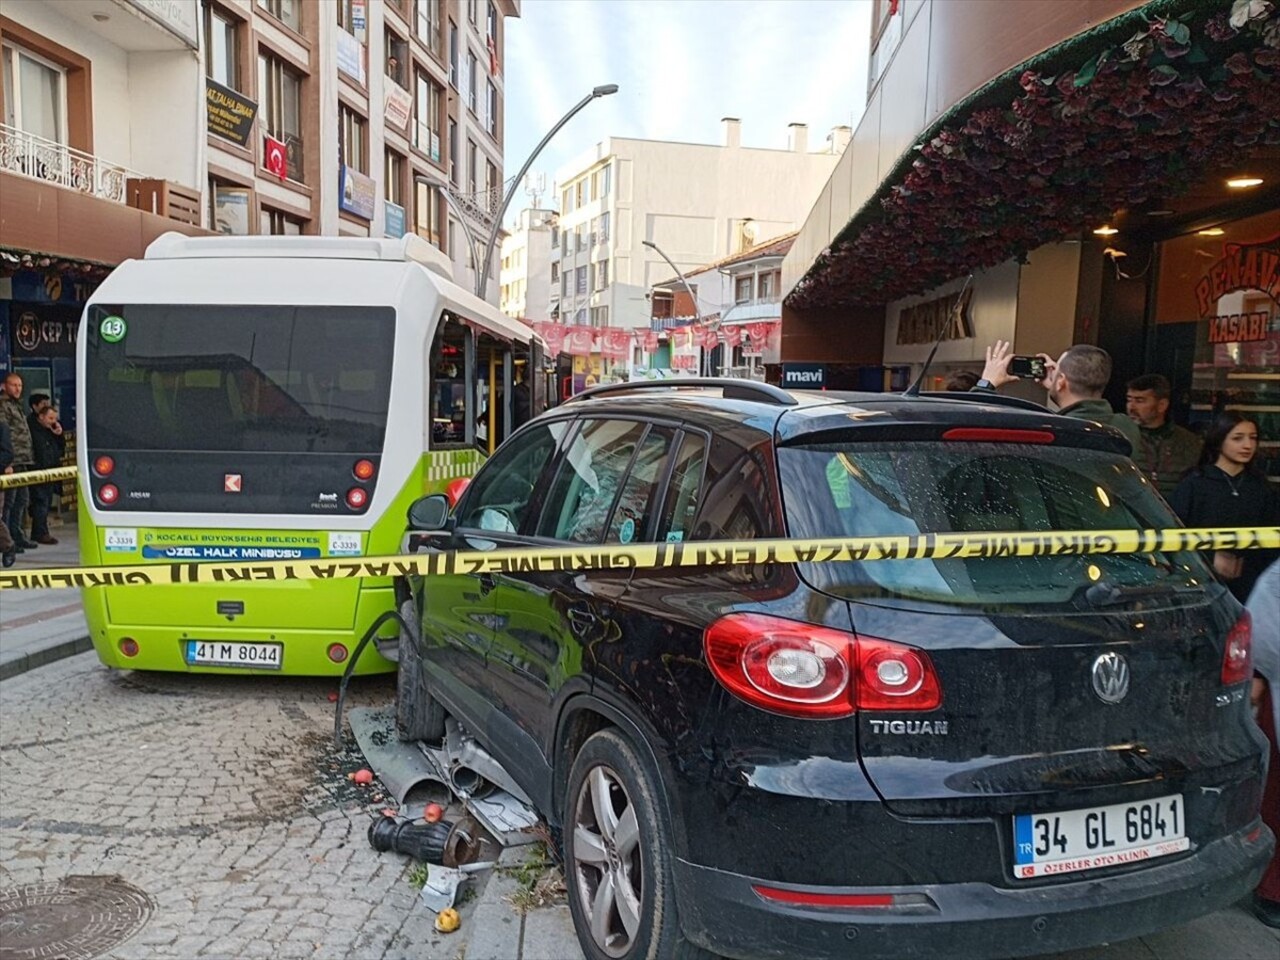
<box><xmin>976</xmin><ymin>340</ymin><xmax>1142</xmax><ymax>453</ymax></box>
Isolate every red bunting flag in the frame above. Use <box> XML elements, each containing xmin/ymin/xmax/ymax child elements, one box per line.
<box><xmin>568</xmin><ymin>326</ymin><xmax>596</xmax><ymax>355</ymax></box>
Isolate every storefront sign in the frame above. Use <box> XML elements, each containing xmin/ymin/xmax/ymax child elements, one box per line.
<box><xmin>122</xmin><ymin>0</ymin><xmax>199</xmax><ymax>49</ymax></box>
<box><xmin>9</xmin><ymin>270</ymin><xmax>97</xmax><ymax>305</ymax></box>
<box><xmin>896</xmin><ymin>285</ymin><xmax>974</xmax><ymax>345</ymax></box>
<box><xmin>337</xmin><ymin>28</ymin><xmax>366</xmax><ymax>84</ymax></box>
<box><xmin>213</xmin><ymin>185</ymin><xmax>250</xmax><ymax>235</ymax></box>
<box><xmin>1205</xmin><ymin>310</ymin><xmax>1274</xmax><ymax>344</ymax></box>
<box><xmin>384</xmin><ymin>80</ymin><xmax>413</xmax><ymax>131</ymax></box>
<box><xmin>206</xmin><ymin>79</ymin><xmax>257</xmax><ymax>146</ymax></box>
<box><xmin>1195</xmin><ymin>237</ymin><xmax>1280</xmax><ymax>317</ymax></box>
<box><xmin>10</xmin><ymin>306</ymin><xmax>80</xmax><ymax>358</ymax></box>
<box><xmin>781</xmin><ymin>362</ymin><xmax>826</xmax><ymax>388</ymax></box>
<box><xmin>384</xmin><ymin>201</ymin><xmax>406</xmax><ymax>239</ymax></box>
<box><xmin>340</xmin><ymin>166</ymin><xmax>376</xmax><ymax>220</ymax></box>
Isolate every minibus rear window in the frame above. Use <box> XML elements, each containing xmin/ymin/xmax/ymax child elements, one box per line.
<box><xmin>85</xmin><ymin>305</ymin><xmax>395</xmax><ymax>454</ymax></box>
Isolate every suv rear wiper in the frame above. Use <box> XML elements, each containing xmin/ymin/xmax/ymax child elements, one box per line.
<box><xmin>1080</xmin><ymin>581</ymin><xmax>1203</xmax><ymax>608</ymax></box>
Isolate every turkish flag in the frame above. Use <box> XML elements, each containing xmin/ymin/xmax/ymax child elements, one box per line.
<box><xmin>264</xmin><ymin>135</ymin><xmax>287</xmax><ymax>178</ymax></box>
<box><xmin>487</xmin><ymin>35</ymin><xmax>499</xmax><ymax>76</ymax></box>
<box><xmin>535</xmin><ymin>322</ymin><xmax>567</xmax><ymax>354</ymax></box>
<box><xmin>698</xmin><ymin>324</ymin><xmax>719</xmax><ymax>350</ymax></box>
<box><xmin>643</xmin><ymin>330</ymin><xmax>659</xmax><ymax>352</ymax></box>
<box><xmin>600</xmin><ymin>328</ymin><xmax>630</xmax><ymax>358</ymax></box>
<box><xmin>569</xmin><ymin>326</ymin><xmax>595</xmax><ymax>355</ymax></box>
<box><xmin>722</xmin><ymin>325</ymin><xmax>742</xmax><ymax>347</ymax></box>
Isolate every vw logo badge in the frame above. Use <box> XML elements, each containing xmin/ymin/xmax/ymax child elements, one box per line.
<box><xmin>1092</xmin><ymin>652</ymin><xmax>1130</xmax><ymax>704</ymax></box>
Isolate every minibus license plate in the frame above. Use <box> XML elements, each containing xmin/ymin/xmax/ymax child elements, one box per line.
<box><xmin>1013</xmin><ymin>794</ymin><xmax>1187</xmax><ymax>878</ymax></box>
<box><xmin>186</xmin><ymin>641</ymin><xmax>282</xmax><ymax>669</ymax></box>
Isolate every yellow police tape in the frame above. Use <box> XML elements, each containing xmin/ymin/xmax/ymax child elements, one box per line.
<box><xmin>1</xmin><ymin>526</ymin><xmax>1277</xmax><ymax>592</ymax></box>
<box><xmin>0</xmin><ymin>465</ymin><xmax>78</xmax><ymax>490</ymax></box>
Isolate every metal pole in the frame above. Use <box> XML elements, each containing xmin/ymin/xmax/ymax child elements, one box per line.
<box><xmin>414</xmin><ymin>173</ymin><xmax>482</xmax><ymax>287</ymax></box>
<box><xmin>642</xmin><ymin>239</ymin><xmax>705</xmax><ymax>375</ymax></box>
<box><xmin>477</xmin><ymin>83</ymin><xmax>619</xmax><ymax>301</ymax></box>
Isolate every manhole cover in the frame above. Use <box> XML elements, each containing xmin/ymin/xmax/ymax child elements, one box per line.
<box><xmin>0</xmin><ymin>876</ymin><xmax>153</xmax><ymax>960</ymax></box>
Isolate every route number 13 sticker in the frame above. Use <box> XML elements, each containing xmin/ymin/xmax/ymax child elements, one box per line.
<box><xmin>100</xmin><ymin>316</ymin><xmax>128</xmax><ymax>343</ymax></box>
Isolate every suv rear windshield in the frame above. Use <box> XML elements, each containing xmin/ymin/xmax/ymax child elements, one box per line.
<box><xmin>778</xmin><ymin>441</ymin><xmax>1214</xmax><ymax>608</ymax></box>
<box><xmin>85</xmin><ymin>304</ymin><xmax>395</xmax><ymax>454</ymax></box>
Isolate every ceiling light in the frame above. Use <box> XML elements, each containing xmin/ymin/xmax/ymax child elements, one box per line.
<box><xmin>1226</xmin><ymin>176</ymin><xmax>1264</xmax><ymax>189</ymax></box>
<box><xmin>1197</xmin><ymin>228</ymin><xmax>1225</xmax><ymax>237</ymax></box>
<box><xmin>1093</xmin><ymin>225</ymin><xmax>1119</xmax><ymax>236</ymax></box>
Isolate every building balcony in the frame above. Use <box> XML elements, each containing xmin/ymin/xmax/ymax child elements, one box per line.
<box><xmin>0</xmin><ymin>123</ymin><xmax>141</xmax><ymax>204</ymax></box>
<box><xmin>720</xmin><ymin>296</ymin><xmax>782</xmax><ymax>326</ymax></box>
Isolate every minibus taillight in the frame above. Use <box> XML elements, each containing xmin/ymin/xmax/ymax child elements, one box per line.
<box><xmin>98</xmin><ymin>484</ymin><xmax>120</xmax><ymax>505</ymax></box>
<box><xmin>346</xmin><ymin>487</ymin><xmax>368</xmax><ymax>509</ymax></box>
<box><xmin>353</xmin><ymin>459</ymin><xmax>376</xmax><ymax>481</ymax></box>
<box><xmin>93</xmin><ymin>455</ymin><xmax>115</xmax><ymax>477</ymax></box>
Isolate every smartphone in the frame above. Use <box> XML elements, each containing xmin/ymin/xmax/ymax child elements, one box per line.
<box><xmin>1009</xmin><ymin>355</ymin><xmax>1047</xmax><ymax>380</ymax></box>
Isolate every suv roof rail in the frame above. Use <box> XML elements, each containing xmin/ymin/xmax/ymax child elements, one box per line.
<box><xmin>564</xmin><ymin>377</ymin><xmax>798</xmax><ymax>406</ymax></box>
<box><xmin>920</xmin><ymin>390</ymin><xmax>1048</xmax><ymax>412</ymax></box>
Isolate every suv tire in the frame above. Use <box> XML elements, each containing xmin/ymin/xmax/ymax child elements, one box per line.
<box><xmin>564</xmin><ymin>729</ymin><xmax>716</xmax><ymax>960</ymax></box>
<box><xmin>395</xmin><ymin>599</ymin><xmax>445</xmax><ymax>743</ymax></box>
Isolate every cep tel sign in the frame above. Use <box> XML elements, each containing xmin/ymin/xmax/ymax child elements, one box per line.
<box><xmin>100</xmin><ymin>316</ymin><xmax>128</xmax><ymax>343</ymax></box>
<box><xmin>781</xmin><ymin>363</ymin><xmax>826</xmax><ymax>389</ymax></box>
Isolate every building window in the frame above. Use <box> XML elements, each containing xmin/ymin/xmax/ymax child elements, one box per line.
<box><xmin>575</xmin><ymin>179</ymin><xmax>586</xmax><ymax>207</ymax></box>
<box><xmin>550</xmin><ymin>226</ymin><xmax>560</xmax><ymax>248</ymax></box>
<box><xmin>598</xmin><ymin>211</ymin><xmax>610</xmax><ymax>242</ymax></box>
<box><xmin>561</xmin><ymin>272</ymin><xmax>569</xmax><ymax>297</ymax></box>
<box><xmin>576</xmin><ymin>224</ymin><xmax>587</xmax><ymax>252</ymax></box>
<box><xmin>448</xmin><ymin>21</ymin><xmax>459</xmax><ymax>88</ymax></box>
<box><xmin>574</xmin><ymin>308</ymin><xmax>586</xmax><ymax>326</ymax></box>
<box><xmin>485</xmin><ymin>158</ymin><xmax>498</xmax><ymax>198</ymax></box>
<box><xmin>414</xmin><ymin>69</ymin><xmax>442</xmax><ymax>161</ymax></box>
<box><xmin>385</xmin><ymin>149</ymin><xmax>404</xmax><ymax>204</ymax></box>
<box><xmin>734</xmin><ymin>276</ymin><xmax>753</xmax><ymax>304</ymax></box>
<box><xmin>2</xmin><ymin>42</ymin><xmax>66</xmax><ymax>144</ymax></box>
<box><xmin>261</xmin><ymin>206</ymin><xmax>303</xmax><ymax>235</ymax></box>
<box><xmin>562</xmin><ymin>185</ymin><xmax>574</xmax><ymax>215</ymax></box>
<box><xmin>467</xmin><ymin>139</ymin><xmax>478</xmax><ymax>193</ymax></box>
<box><xmin>415</xmin><ymin>181</ymin><xmax>443</xmax><ymax>247</ymax></box>
<box><xmin>336</xmin><ymin>0</ymin><xmax>359</xmax><ymax>34</ymax></box>
<box><xmin>758</xmin><ymin>271</ymin><xmax>777</xmax><ymax>300</ymax></box>
<box><xmin>466</xmin><ymin>50</ymin><xmax>477</xmax><ymax>113</ymax></box>
<box><xmin>386</xmin><ymin>32</ymin><xmax>408</xmax><ymax>87</ymax></box>
<box><xmin>596</xmin><ymin>259</ymin><xmax>609</xmax><ymax>290</ymax></box>
<box><xmin>448</xmin><ymin>118</ymin><xmax>458</xmax><ymax>184</ymax></box>
<box><xmin>485</xmin><ymin>79</ymin><xmax>497</xmax><ymax>137</ymax></box>
<box><xmin>209</xmin><ymin>178</ymin><xmax>251</xmax><ymax>234</ymax></box>
<box><xmin>416</xmin><ymin>0</ymin><xmax>440</xmax><ymax>52</ymax></box>
<box><xmin>550</xmin><ymin>262</ymin><xmax>560</xmax><ymax>283</ymax></box>
<box><xmin>576</xmin><ymin>266</ymin><xmax>587</xmax><ymax>295</ymax></box>
<box><xmin>257</xmin><ymin>0</ymin><xmax>300</xmax><ymax>31</ymax></box>
<box><xmin>204</xmin><ymin>6</ymin><xmax>239</xmax><ymax>89</ymax></box>
<box><xmin>468</xmin><ymin>0</ymin><xmax>478</xmax><ymax>27</ymax></box>
<box><xmin>339</xmin><ymin>104</ymin><xmax>366</xmax><ymax>173</ymax></box>
<box><xmin>258</xmin><ymin>53</ymin><xmax>303</xmax><ymax>181</ymax></box>
<box><xmin>601</xmin><ymin>163</ymin><xmax>611</xmax><ymax>197</ymax></box>
<box><xmin>591</xmin><ymin>306</ymin><xmax>609</xmax><ymax>326</ymax></box>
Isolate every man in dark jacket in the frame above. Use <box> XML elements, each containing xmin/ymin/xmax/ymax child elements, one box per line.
<box><xmin>1125</xmin><ymin>374</ymin><xmax>1203</xmax><ymax>497</ymax></box>
<box><xmin>0</xmin><ymin>372</ymin><xmax>37</xmax><ymax>551</ymax></box>
<box><xmin>0</xmin><ymin>420</ymin><xmax>16</xmax><ymax>563</ymax></box>
<box><xmin>976</xmin><ymin>340</ymin><xmax>1141</xmax><ymax>452</ymax></box>
<box><xmin>28</xmin><ymin>404</ymin><xmax>66</xmax><ymax>544</ymax></box>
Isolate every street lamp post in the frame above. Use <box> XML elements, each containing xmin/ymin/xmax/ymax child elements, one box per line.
<box><xmin>476</xmin><ymin>83</ymin><xmax>618</xmax><ymax>301</ymax></box>
<box><xmin>413</xmin><ymin>173</ymin><xmax>482</xmax><ymax>281</ymax></box>
<box><xmin>642</xmin><ymin>239</ymin><xmax>712</xmax><ymax>376</ymax></box>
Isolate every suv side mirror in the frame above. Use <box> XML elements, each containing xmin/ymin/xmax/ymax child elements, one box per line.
<box><xmin>407</xmin><ymin>494</ymin><xmax>452</xmax><ymax>531</ymax></box>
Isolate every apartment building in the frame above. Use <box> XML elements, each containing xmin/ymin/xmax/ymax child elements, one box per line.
<box><xmin>1</xmin><ymin>0</ymin><xmax>207</xmax><ymax>416</ymax></box>
<box><xmin>498</xmin><ymin>206</ymin><xmax>556</xmax><ymax>321</ymax></box>
<box><xmin>203</xmin><ymin>0</ymin><xmax>518</xmax><ymax>300</ymax></box>
<box><xmin>552</xmin><ymin>118</ymin><xmax>849</xmax><ymax>364</ymax></box>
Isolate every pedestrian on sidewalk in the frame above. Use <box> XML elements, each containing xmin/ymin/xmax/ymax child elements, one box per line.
<box><xmin>1169</xmin><ymin>412</ymin><xmax>1280</xmax><ymax>603</ymax></box>
<box><xmin>0</xmin><ymin>372</ymin><xmax>38</xmax><ymax>553</ymax></box>
<box><xmin>28</xmin><ymin>404</ymin><xmax>65</xmax><ymax>545</ymax></box>
<box><xmin>1125</xmin><ymin>374</ymin><xmax>1203</xmax><ymax>498</ymax></box>
<box><xmin>0</xmin><ymin>419</ymin><xmax>16</xmax><ymax>565</ymax></box>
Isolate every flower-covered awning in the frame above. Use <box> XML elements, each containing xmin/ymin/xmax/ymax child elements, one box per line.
<box><xmin>787</xmin><ymin>0</ymin><xmax>1280</xmax><ymax>310</ymax></box>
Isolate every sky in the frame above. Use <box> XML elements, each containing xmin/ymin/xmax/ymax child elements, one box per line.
<box><xmin>501</xmin><ymin>0</ymin><xmax>872</xmax><ymax>218</ymax></box>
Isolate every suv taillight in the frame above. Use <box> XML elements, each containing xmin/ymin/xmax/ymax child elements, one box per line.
<box><xmin>1221</xmin><ymin>612</ymin><xmax>1252</xmax><ymax>686</ymax></box>
<box><xmin>703</xmin><ymin>613</ymin><xmax>942</xmax><ymax>718</ymax></box>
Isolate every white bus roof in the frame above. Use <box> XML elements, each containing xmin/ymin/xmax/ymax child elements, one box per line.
<box><xmin>145</xmin><ymin>231</ymin><xmax>453</xmax><ymax>279</ymax></box>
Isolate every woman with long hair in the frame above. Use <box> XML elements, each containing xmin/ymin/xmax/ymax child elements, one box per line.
<box><xmin>1169</xmin><ymin>411</ymin><xmax>1280</xmax><ymax>602</ymax></box>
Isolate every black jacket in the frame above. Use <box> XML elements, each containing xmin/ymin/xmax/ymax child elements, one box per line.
<box><xmin>0</xmin><ymin>420</ymin><xmax>13</xmax><ymax>473</ymax></box>
<box><xmin>28</xmin><ymin>416</ymin><xmax>66</xmax><ymax>471</ymax></box>
<box><xmin>1169</xmin><ymin>465</ymin><xmax>1280</xmax><ymax>601</ymax></box>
